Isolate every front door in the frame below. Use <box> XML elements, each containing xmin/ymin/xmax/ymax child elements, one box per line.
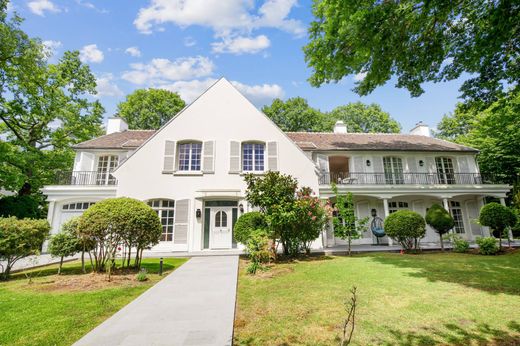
<box><xmin>210</xmin><ymin>207</ymin><xmax>233</xmax><ymax>249</ymax></box>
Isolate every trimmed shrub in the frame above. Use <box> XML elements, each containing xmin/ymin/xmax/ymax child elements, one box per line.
<box><xmin>48</xmin><ymin>224</ymin><xmax>81</xmax><ymax>274</ymax></box>
<box><xmin>136</xmin><ymin>269</ymin><xmax>148</xmax><ymax>282</ymax></box>
<box><xmin>0</xmin><ymin>217</ymin><xmax>50</xmax><ymax>280</ymax></box>
<box><xmin>449</xmin><ymin>234</ymin><xmax>470</xmax><ymax>253</ymax></box>
<box><xmin>476</xmin><ymin>237</ymin><xmax>499</xmax><ymax>255</ymax></box>
<box><xmin>78</xmin><ymin>197</ymin><xmax>162</xmax><ymax>271</ymax></box>
<box><xmin>246</xmin><ymin>229</ymin><xmax>270</xmax><ymax>274</ymax></box>
<box><xmin>479</xmin><ymin>203</ymin><xmax>517</xmax><ymax>249</ymax></box>
<box><xmin>234</xmin><ymin>211</ymin><xmax>267</xmax><ymax>245</ymax></box>
<box><xmin>384</xmin><ymin>210</ymin><xmax>426</xmax><ymax>251</ymax></box>
<box><xmin>425</xmin><ymin>204</ymin><xmax>455</xmax><ymax>251</ymax></box>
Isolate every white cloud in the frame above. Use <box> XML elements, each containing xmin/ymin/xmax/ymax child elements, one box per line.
<box><xmin>134</xmin><ymin>0</ymin><xmax>304</xmax><ymax>38</ymax></box>
<box><xmin>212</xmin><ymin>35</ymin><xmax>270</xmax><ymax>55</ymax></box>
<box><xmin>121</xmin><ymin>56</ymin><xmax>215</xmax><ymax>85</ymax></box>
<box><xmin>231</xmin><ymin>80</ymin><xmax>284</xmax><ymax>105</ymax></box>
<box><xmin>75</xmin><ymin>0</ymin><xmax>109</xmax><ymax>13</ymax></box>
<box><xmin>353</xmin><ymin>72</ymin><xmax>367</xmax><ymax>81</ymax></box>
<box><xmin>42</xmin><ymin>40</ymin><xmax>62</xmax><ymax>57</ymax></box>
<box><xmin>125</xmin><ymin>46</ymin><xmax>142</xmax><ymax>57</ymax></box>
<box><xmin>27</xmin><ymin>0</ymin><xmax>61</xmax><ymax>16</ymax></box>
<box><xmin>159</xmin><ymin>78</ymin><xmax>283</xmax><ymax>105</ymax></box>
<box><xmin>79</xmin><ymin>44</ymin><xmax>104</xmax><ymax>63</ymax></box>
<box><xmin>184</xmin><ymin>36</ymin><xmax>197</xmax><ymax>47</ymax></box>
<box><xmin>95</xmin><ymin>73</ymin><xmax>123</xmax><ymax>97</ymax></box>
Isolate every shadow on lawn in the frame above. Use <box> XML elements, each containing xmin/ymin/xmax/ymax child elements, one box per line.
<box><xmin>369</xmin><ymin>251</ymin><xmax>520</xmax><ymax>295</ymax></box>
<box><xmin>381</xmin><ymin>321</ymin><xmax>520</xmax><ymax>346</ymax></box>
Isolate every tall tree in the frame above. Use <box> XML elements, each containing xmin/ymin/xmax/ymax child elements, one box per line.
<box><xmin>437</xmin><ymin>90</ymin><xmax>520</xmax><ymax>185</ymax></box>
<box><xmin>329</xmin><ymin>102</ymin><xmax>401</xmax><ymax>133</ymax></box>
<box><xmin>304</xmin><ymin>0</ymin><xmax>519</xmax><ymax>108</ymax></box>
<box><xmin>261</xmin><ymin>97</ymin><xmax>328</xmax><ymax>132</ymax></box>
<box><xmin>117</xmin><ymin>88</ymin><xmax>186</xmax><ymax>130</ymax></box>
<box><xmin>0</xmin><ymin>5</ymin><xmax>104</xmax><ymax>195</ymax></box>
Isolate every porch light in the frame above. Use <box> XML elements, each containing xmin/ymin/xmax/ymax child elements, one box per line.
<box><xmin>419</xmin><ymin>160</ymin><xmax>424</xmax><ymax>167</ymax></box>
<box><xmin>196</xmin><ymin>209</ymin><xmax>202</xmax><ymax>218</ymax></box>
<box><xmin>239</xmin><ymin>203</ymin><xmax>244</xmax><ymax>213</ymax></box>
<box><xmin>366</xmin><ymin>160</ymin><xmax>371</xmax><ymax>167</ymax></box>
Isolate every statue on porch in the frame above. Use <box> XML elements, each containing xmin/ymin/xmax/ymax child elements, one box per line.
<box><xmin>370</xmin><ymin>209</ymin><xmax>386</xmax><ymax>245</ymax></box>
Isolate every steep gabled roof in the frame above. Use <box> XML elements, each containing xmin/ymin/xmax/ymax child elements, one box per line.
<box><xmin>285</xmin><ymin>132</ymin><xmax>478</xmax><ymax>152</ymax></box>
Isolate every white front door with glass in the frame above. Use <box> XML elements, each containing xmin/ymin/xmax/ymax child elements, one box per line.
<box><xmin>210</xmin><ymin>207</ymin><xmax>233</xmax><ymax>249</ymax></box>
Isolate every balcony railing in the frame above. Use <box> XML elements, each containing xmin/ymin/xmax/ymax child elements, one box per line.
<box><xmin>319</xmin><ymin>172</ymin><xmax>496</xmax><ymax>185</ymax></box>
<box><xmin>54</xmin><ymin>171</ymin><xmax>117</xmax><ymax>186</ymax></box>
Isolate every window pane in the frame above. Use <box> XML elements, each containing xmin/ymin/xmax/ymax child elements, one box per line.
<box><xmin>254</xmin><ymin>144</ymin><xmax>265</xmax><ymax>171</ymax></box>
<box><xmin>221</xmin><ymin>211</ymin><xmax>228</xmax><ymax>227</ymax></box>
<box><xmin>191</xmin><ymin>143</ymin><xmax>202</xmax><ymax>171</ymax></box>
<box><xmin>215</xmin><ymin>211</ymin><xmax>221</xmax><ymax>227</ymax></box>
<box><xmin>178</xmin><ymin>144</ymin><xmax>191</xmax><ymax>171</ymax></box>
<box><xmin>242</xmin><ymin>144</ymin><xmax>253</xmax><ymax>171</ymax></box>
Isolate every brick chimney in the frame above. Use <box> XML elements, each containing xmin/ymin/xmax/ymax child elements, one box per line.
<box><xmin>410</xmin><ymin>121</ymin><xmax>431</xmax><ymax>137</ymax></box>
<box><xmin>333</xmin><ymin>120</ymin><xmax>348</xmax><ymax>134</ymax></box>
<box><xmin>106</xmin><ymin>117</ymin><xmax>128</xmax><ymax>135</ymax></box>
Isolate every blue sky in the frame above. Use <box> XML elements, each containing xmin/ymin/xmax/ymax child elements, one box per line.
<box><xmin>10</xmin><ymin>0</ymin><xmax>466</xmax><ymax>132</ymax></box>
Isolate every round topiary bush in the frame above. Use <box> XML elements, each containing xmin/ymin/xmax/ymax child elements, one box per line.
<box><xmin>384</xmin><ymin>210</ymin><xmax>426</xmax><ymax>251</ymax></box>
<box><xmin>234</xmin><ymin>211</ymin><xmax>267</xmax><ymax>245</ymax></box>
<box><xmin>425</xmin><ymin>204</ymin><xmax>454</xmax><ymax>251</ymax></box>
<box><xmin>479</xmin><ymin>202</ymin><xmax>517</xmax><ymax>249</ymax></box>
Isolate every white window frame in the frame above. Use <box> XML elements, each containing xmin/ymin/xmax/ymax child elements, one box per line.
<box><xmin>388</xmin><ymin>201</ymin><xmax>409</xmax><ymax>214</ymax></box>
<box><xmin>383</xmin><ymin>157</ymin><xmax>404</xmax><ymax>184</ymax></box>
<box><xmin>62</xmin><ymin>202</ymin><xmax>95</xmax><ymax>211</ymax></box>
<box><xmin>148</xmin><ymin>199</ymin><xmax>175</xmax><ymax>242</ymax></box>
<box><xmin>449</xmin><ymin>201</ymin><xmax>465</xmax><ymax>234</ymax></box>
<box><xmin>177</xmin><ymin>142</ymin><xmax>202</xmax><ymax>172</ymax></box>
<box><xmin>435</xmin><ymin>157</ymin><xmax>456</xmax><ymax>184</ymax></box>
<box><xmin>242</xmin><ymin>142</ymin><xmax>265</xmax><ymax>172</ymax></box>
<box><xmin>96</xmin><ymin>155</ymin><xmax>118</xmax><ymax>185</ymax></box>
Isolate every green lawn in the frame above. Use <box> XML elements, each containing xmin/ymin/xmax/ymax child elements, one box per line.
<box><xmin>234</xmin><ymin>251</ymin><xmax>520</xmax><ymax>345</ymax></box>
<box><xmin>0</xmin><ymin>257</ymin><xmax>187</xmax><ymax>346</ymax></box>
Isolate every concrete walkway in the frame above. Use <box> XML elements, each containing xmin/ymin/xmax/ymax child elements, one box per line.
<box><xmin>74</xmin><ymin>255</ymin><xmax>239</xmax><ymax>346</ymax></box>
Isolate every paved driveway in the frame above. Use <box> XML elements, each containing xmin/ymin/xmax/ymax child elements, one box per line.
<box><xmin>74</xmin><ymin>255</ymin><xmax>239</xmax><ymax>346</ymax></box>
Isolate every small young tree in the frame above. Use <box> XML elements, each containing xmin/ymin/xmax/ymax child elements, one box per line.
<box><xmin>479</xmin><ymin>202</ymin><xmax>517</xmax><ymax>250</ymax></box>
<box><xmin>234</xmin><ymin>212</ymin><xmax>268</xmax><ymax>245</ymax></box>
<box><xmin>294</xmin><ymin>188</ymin><xmax>330</xmax><ymax>254</ymax></box>
<box><xmin>64</xmin><ymin>216</ymin><xmax>95</xmax><ymax>273</ymax></box>
<box><xmin>385</xmin><ymin>210</ymin><xmax>426</xmax><ymax>251</ymax></box>
<box><xmin>48</xmin><ymin>226</ymin><xmax>80</xmax><ymax>274</ymax></box>
<box><xmin>0</xmin><ymin>217</ymin><xmax>50</xmax><ymax>280</ymax></box>
<box><xmin>78</xmin><ymin>198</ymin><xmax>162</xmax><ymax>272</ymax></box>
<box><xmin>331</xmin><ymin>184</ymin><xmax>368</xmax><ymax>256</ymax></box>
<box><xmin>425</xmin><ymin>204</ymin><xmax>455</xmax><ymax>251</ymax></box>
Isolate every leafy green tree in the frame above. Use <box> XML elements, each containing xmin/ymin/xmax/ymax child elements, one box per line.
<box><xmin>331</xmin><ymin>184</ymin><xmax>368</xmax><ymax>256</ymax></box>
<box><xmin>0</xmin><ymin>6</ymin><xmax>104</xmax><ymax>196</ymax></box>
<box><xmin>0</xmin><ymin>194</ymin><xmax>46</xmax><ymax>219</ymax></box>
<box><xmin>384</xmin><ymin>210</ymin><xmax>426</xmax><ymax>251</ymax></box>
<box><xmin>234</xmin><ymin>212</ymin><xmax>267</xmax><ymax>245</ymax></box>
<box><xmin>304</xmin><ymin>0</ymin><xmax>519</xmax><ymax>108</ymax></box>
<box><xmin>261</xmin><ymin>97</ymin><xmax>328</xmax><ymax>132</ymax></box>
<box><xmin>48</xmin><ymin>226</ymin><xmax>80</xmax><ymax>274</ymax></box>
<box><xmin>479</xmin><ymin>202</ymin><xmax>517</xmax><ymax>250</ymax></box>
<box><xmin>78</xmin><ymin>197</ymin><xmax>162</xmax><ymax>271</ymax></box>
<box><xmin>437</xmin><ymin>91</ymin><xmax>520</xmax><ymax>185</ymax></box>
<box><xmin>244</xmin><ymin>171</ymin><xmax>299</xmax><ymax>256</ymax></box>
<box><xmin>117</xmin><ymin>88</ymin><xmax>186</xmax><ymax>130</ymax></box>
<box><xmin>0</xmin><ymin>217</ymin><xmax>50</xmax><ymax>280</ymax></box>
<box><xmin>329</xmin><ymin>102</ymin><xmax>401</xmax><ymax>133</ymax></box>
<box><xmin>425</xmin><ymin>204</ymin><xmax>454</xmax><ymax>251</ymax></box>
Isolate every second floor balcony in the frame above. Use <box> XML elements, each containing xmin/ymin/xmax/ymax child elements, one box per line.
<box><xmin>319</xmin><ymin>172</ymin><xmax>497</xmax><ymax>186</ymax></box>
<box><xmin>54</xmin><ymin>171</ymin><xmax>117</xmax><ymax>186</ymax></box>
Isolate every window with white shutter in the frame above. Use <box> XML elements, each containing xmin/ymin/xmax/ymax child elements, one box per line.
<box><xmin>174</xmin><ymin>199</ymin><xmax>189</xmax><ymax>245</ymax></box>
<box><xmin>202</xmin><ymin>141</ymin><xmax>215</xmax><ymax>173</ymax></box>
<box><xmin>229</xmin><ymin>141</ymin><xmax>241</xmax><ymax>173</ymax></box>
<box><xmin>163</xmin><ymin>140</ymin><xmax>176</xmax><ymax>172</ymax></box>
<box><xmin>267</xmin><ymin>141</ymin><xmax>278</xmax><ymax>171</ymax></box>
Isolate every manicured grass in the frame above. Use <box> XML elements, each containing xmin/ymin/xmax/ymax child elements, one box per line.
<box><xmin>0</xmin><ymin>257</ymin><xmax>187</xmax><ymax>346</ymax></box>
<box><xmin>234</xmin><ymin>251</ymin><xmax>520</xmax><ymax>345</ymax></box>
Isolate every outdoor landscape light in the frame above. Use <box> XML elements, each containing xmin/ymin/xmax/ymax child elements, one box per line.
<box><xmin>366</xmin><ymin>159</ymin><xmax>371</xmax><ymax>167</ymax></box>
<box><xmin>239</xmin><ymin>203</ymin><xmax>244</xmax><ymax>213</ymax></box>
<box><xmin>196</xmin><ymin>209</ymin><xmax>201</xmax><ymax>218</ymax></box>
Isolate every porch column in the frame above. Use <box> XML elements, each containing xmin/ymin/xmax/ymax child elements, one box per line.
<box><xmin>442</xmin><ymin>198</ymin><xmax>449</xmax><ymax>211</ymax></box>
<box><xmin>42</xmin><ymin>200</ymin><xmax>56</xmax><ymax>253</ymax></box>
<box><xmin>477</xmin><ymin>196</ymin><xmax>490</xmax><ymax>237</ymax></box>
<box><xmin>383</xmin><ymin>198</ymin><xmax>393</xmax><ymax>246</ymax></box>
<box><xmin>499</xmin><ymin>198</ymin><xmax>513</xmax><ymax>240</ymax></box>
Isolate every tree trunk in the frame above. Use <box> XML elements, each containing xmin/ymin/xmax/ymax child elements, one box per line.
<box><xmin>127</xmin><ymin>247</ymin><xmax>132</xmax><ymax>268</ymax></box>
<box><xmin>347</xmin><ymin>234</ymin><xmax>352</xmax><ymax>256</ymax></box>
<box><xmin>498</xmin><ymin>230</ymin><xmax>503</xmax><ymax>250</ymax></box>
<box><xmin>81</xmin><ymin>244</ymin><xmax>86</xmax><ymax>273</ymax></box>
<box><xmin>439</xmin><ymin>234</ymin><xmax>444</xmax><ymax>251</ymax></box>
<box><xmin>88</xmin><ymin>251</ymin><xmax>94</xmax><ymax>271</ymax></box>
<box><xmin>58</xmin><ymin>256</ymin><xmax>64</xmax><ymax>275</ymax></box>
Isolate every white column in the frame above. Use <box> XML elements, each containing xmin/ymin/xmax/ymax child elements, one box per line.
<box><xmin>477</xmin><ymin>196</ymin><xmax>490</xmax><ymax>237</ymax></box>
<box><xmin>499</xmin><ymin>198</ymin><xmax>513</xmax><ymax>241</ymax></box>
<box><xmin>383</xmin><ymin>198</ymin><xmax>393</xmax><ymax>246</ymax></box>
<box><xmin>42</xmin><ymin>200</ymin><xmax>56</xmax><ymax>253</ymax></box>
<box><xmin>442</xmin><ymin>198</ymin><xmax>449</xmax><ymax>211</ymax></box>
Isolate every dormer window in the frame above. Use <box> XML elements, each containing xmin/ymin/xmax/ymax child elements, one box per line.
<box><xmin>178</xmin><ymin>142</ymin><xmax>202</xmax><ymax>171</ymax></box>
<box><xmin>242</xmin><ymin>142</ymin><xmax>265</xmax><ymax>172</ymax></box>
<box><xmin>96</xmin><ymin>155</ymin><xmax>118</xmax><ymax>185</ymax></box>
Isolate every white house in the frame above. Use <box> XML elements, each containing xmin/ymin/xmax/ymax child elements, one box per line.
<box><xmin>42</xmin><ymin>78</ymin><xmax>511</xmax><ymax>252</ymax></box>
